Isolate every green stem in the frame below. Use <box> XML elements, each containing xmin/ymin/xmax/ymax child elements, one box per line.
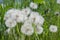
<box><xmin>16</xmin><ymin>24</ymin><xmax>20</xmax><ymax>36</ymax></box>
<box><xmin>21</xmin><ymin>34</ymin><xmax>25</xmax><ymax>40</ymax></box>
<box><xmin>28</xmin><ymin>36</ymin><xmax>30</xmax><ymax>40</ymax></box>
<box><xmin>33</xmin><ymin>24</ymin><xmax>39</xmax><ymax>40</ymax></box>
<box><xmin>2</xmin><ymin>36</ymin><xmax>4</xmax><ymax>40</ymax></box>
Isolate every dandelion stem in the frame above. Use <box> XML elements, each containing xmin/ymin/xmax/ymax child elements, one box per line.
<box><xmin>2</xmin><ymin>36</ymin><xmax>4</xmax><ymax>40</ymax></box>
<box><xmin>21</xmin><ymin>34</ymin><xmax>25</xmax><ymax>40</ymax></box>
<box><xmin>28</xmin><ymin>36</ymin><xmax>30</xmax><ymax>40</ymax></box>
<box><xmin>16</xmin><ymin>24</ymin><xmax>20</xmax><ymax>36</ymax></box>
<box><xmin>33</xmin><ymin>23</ymin><xmax>39</xmax><ymax>40</ymax></box>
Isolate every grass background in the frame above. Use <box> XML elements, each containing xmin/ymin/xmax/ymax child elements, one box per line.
<box><xmin>0</xmin><ymin>0</ymin><xmax>60</xmax><ymax>40</ymax></box>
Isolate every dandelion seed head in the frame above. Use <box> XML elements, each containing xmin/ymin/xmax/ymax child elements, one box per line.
<box><xmin>49</xmin><ymin>25</ymin><xmax>58</xmax><ymax>32</ymax></box>
<box><xmin>30</xmin><ymin>2</ymin><xmax>38</xmax><ymax>9</ymax></box>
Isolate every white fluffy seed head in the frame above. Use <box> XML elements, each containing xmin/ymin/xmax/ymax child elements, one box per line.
<box><xmin>30</xmin><ymin>2</ymin><xmax>38</xmax><ymax>9</ymax></box>
<box><xmin>57</xmin><ymin>0</ymin><xmax>60</xmax><ymax>4</ymax></box>
<box><xmin>34</xmin><ymin>15</ymin><xmax>44</xmax><ymax>25</ymax></box>
<box><xmin>29</xmin><ymin>11</ymin><xmax>39</xmax><ymax>22</ymax></box>
<box><xmin>36</xmin><ymin>25</ymin><xmax>43</xmax><ymax>34</ymax></box>
<box><xmin>4</xmin><ymin>9</ymin><xmax>15</xmax><ymax>20</ymax></box>
<box><xmin>29</xmin><ymin>11</ymin><xmax>44</xmax><ymax>25</ymax></box>
<box><xmin>54</xmin><ymin>11</ymin><xmax>60</xmax><ymax>15</ymax></box>
<box><xmin>4</xmin><ymin>9</ymin><xmax>22</xmax><ymax>21</ymax></box>
<box><xmin>30</xmin><ymin>11</ymin><xmax>39</xmax><ymax>17</ymax></box>
<box><xmin>22</xmin><ymin>7</ymin><xmax>31</xmax><ymax>16</ymax></box>
<box><xmin>6</xmin><ymin>9</ymin><xmax>17</xmax><ymax>15</ymax></box>
<box><xmin>49</xmin><ymin>25</ymin><xmax>58</xmax><ymax>32</ymax></box>
<box><xmin>5</xmin><ymin>18</ymin><xmax>17</xmax><ymax>28</ymax></box>
<box><xmin>10</xmin><ymin>10</ymin><xmax>21</xmax><ymax>20</ymax></box>
<box><xmin>21</xmin><ymin>23</ymin><xmax>34</xmax><ymax>36</ymax></box>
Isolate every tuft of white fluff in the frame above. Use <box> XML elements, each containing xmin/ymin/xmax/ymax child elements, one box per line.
<box><xmin>21</xmin><ymin>23</ymin><xmax>34</xmax><ymax>35</ymax></box>
<box><xmin>22</xmin><ymin>7</ymin><xmax>31</xmax><ymax>16</ymax></box>
<box><xmin>29</xmin><ymin>11</ymin><xmax>44</xmax><ymax>25</ymax></box>
<box><xmin>29</xmin><ymin>11</ymin><xmax>39</xmax><ymax>22</ymax></box>
<box><xmin>5</xmin><ymin>18</ymin><xmax>17</xmax><ymax>28</ymax></box>
<box><xmin>6</xmin><ymin>9</ymin><xmax>17</xmax><ymax>16</ymax></box>
<box><xmin>54</xmin><ymin>11</ymin><xmax>60</xmax><ymax>15</ymax></box>
<box><xmin>4</xmin><ymin>9</ymin><xmax>15</xmax><ymax>20</ymax></box>
<box><xmin>4</xmin><ymin>9</ymin><xmax>27</xmax><ymax>23</ymax></box>
<box><xmin>34</xmin><ymin>15</ymin><xmax>44</xmax><ymax>25</ymax></box>
<box><xmin>30</xmin><ymin>2</ymin><xmax>38</xmax><ymax>9</ymax></box>
<box><xmin>4</xmin><ymin>9</ymin><xmax>20</xmax><ymax>21</ymax></box>
<box><xmin>36</xmin><ymin>25</ymin><xmax>43</xmax><ymax>34</ymax></box>
<box><xmin>49</xmin><ymin>25</ymin><xmax>58</xmax><ymax>32</ymax></box>
<box><xmin>57</xmin><ymin>0</ymin><xmax>60</xmax><ymax>4</ymax></box>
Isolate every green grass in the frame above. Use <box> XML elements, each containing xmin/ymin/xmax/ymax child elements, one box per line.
<box><xmin>0</xmin><ymin>0</ymin><xmax>60</xmax><ymax>40</ymax></box>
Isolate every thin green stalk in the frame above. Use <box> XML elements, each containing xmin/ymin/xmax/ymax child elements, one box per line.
<box><xmin>33</xmin><ymin>24</ymin><xmax>39</xmax><ymax>40</ymax></box>
<box><xmin>21</xmin><ymin>34</ymin><xmax>25</xmax><ymax>40</ymax></box>
<box><xmin>16</xmin><ymin>24</ymin><xmax>20</xmax><ymax>36</ymax></box>
<box><xmin>2</xmin><ymin>36</ymin><xmax>4</xmax><ymax>40</ymax></box>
